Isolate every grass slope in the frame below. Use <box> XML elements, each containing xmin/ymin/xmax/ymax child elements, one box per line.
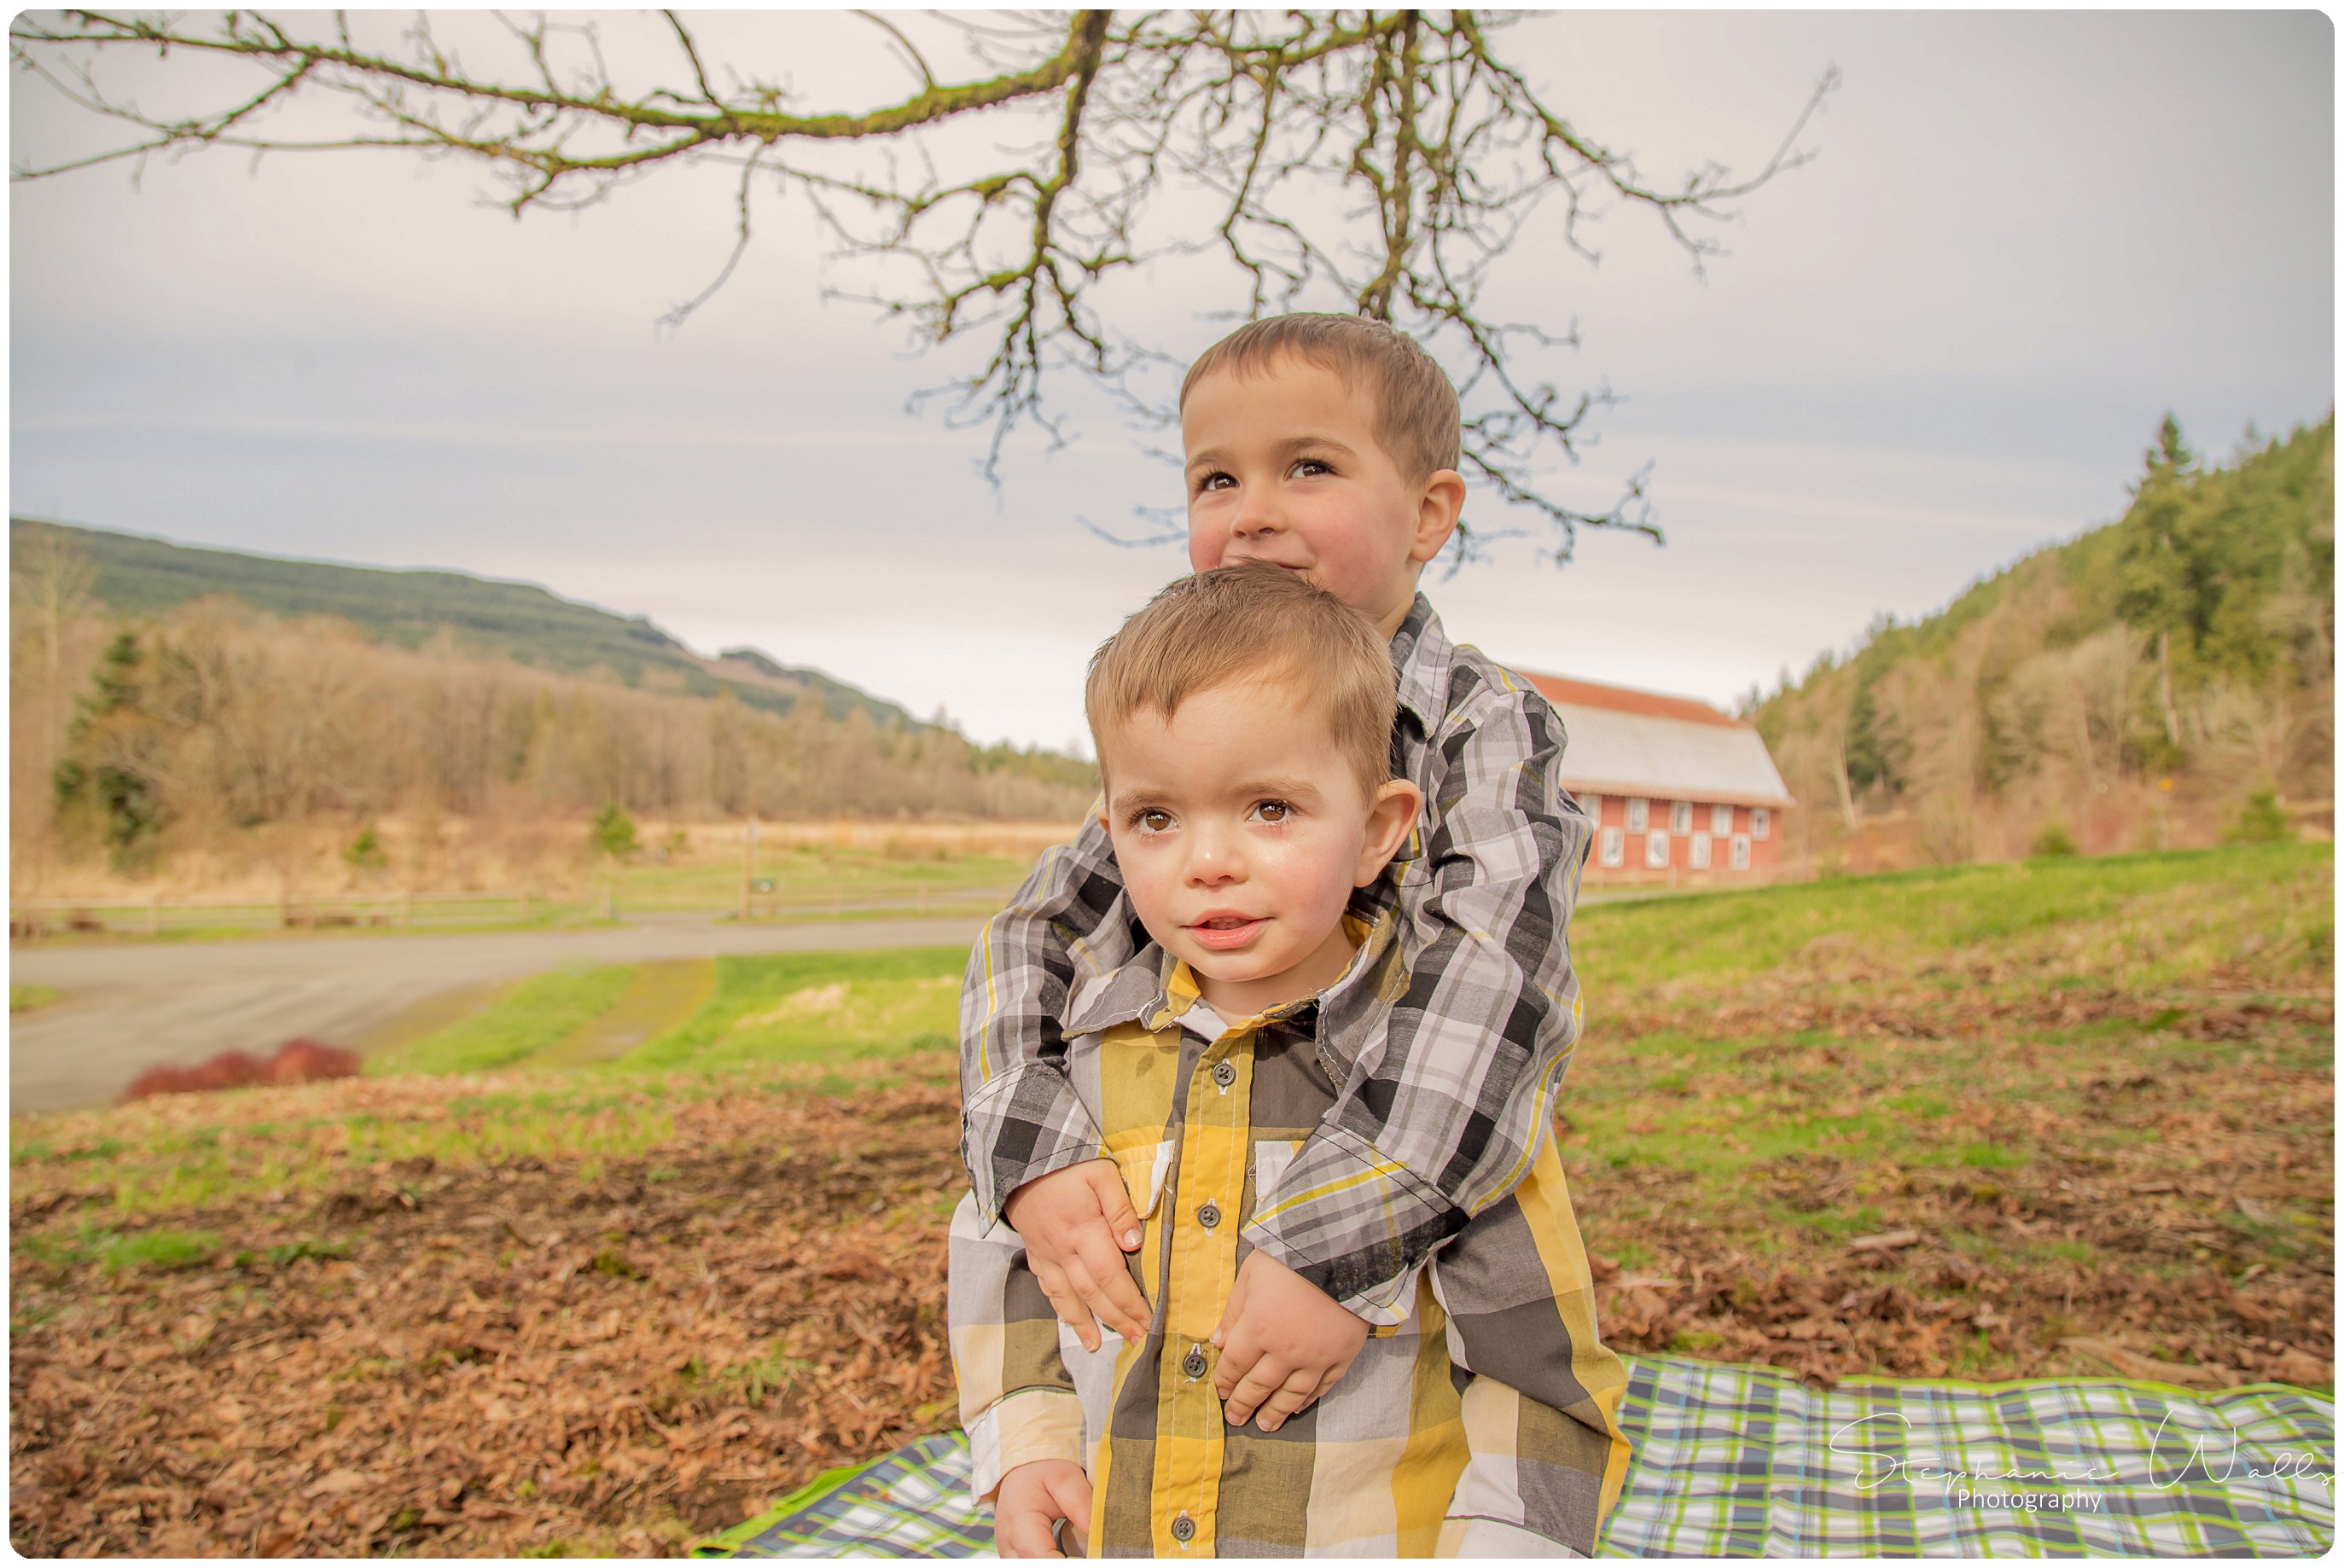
<box><xmin>10</xmin><ymin>516</ymin><xmax>915</xmax><ymax>727</ymax></box>
<box><xmin>1578</xmin><ymin>842</ymin><xmax>2332</xmax><ymax>996</ymax></box>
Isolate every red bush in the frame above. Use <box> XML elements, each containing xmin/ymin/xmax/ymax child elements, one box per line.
<box><xmin>123</xmin><ymin>1064</ymin><xmax>199</xmax><ymax>1101</ymax></box>
<box><xmin>122</xmin><ymin>1038</ymin><xmax>358</xmax><ymax>1102</ymax></box>
<box><xmin>264</xmin><ymin>1038</ymin><xmax>361</xmax><ymax>1085</ymax></box>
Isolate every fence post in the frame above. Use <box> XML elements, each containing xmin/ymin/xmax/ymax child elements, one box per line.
<box><xmin>741</xmin><ymin>815</ymin><xmax>757</xmax><ymax>922</ymax></box>
<box><xmin>399</xmin><ymin>889</ymin><xmax>412</xmax><ymax>927</ymax></box>
<box><xmin>520</xmin><ymin>889</ymin><xmax>531</xmax><ymax>922</ymax></box>
<box><xmin>148</xmin><ymin>895</ymin><xmax>160</xmax><ymax>937</ymax></box>
<box><xmin>918</xmin><ymin>882</ymin><xmax>928</xmax><ymax>915</ymax></box>
<box><xmin>832</xmin><ymin>883</ymin><xmax>843</xmax><ymax>918</ymax></box>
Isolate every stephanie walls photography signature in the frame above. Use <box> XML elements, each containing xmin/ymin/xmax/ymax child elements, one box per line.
<box><xmin>1829</xmin><ymin>1412</ymin><xmax>2337</xmax><ymax>1498</ymax></box>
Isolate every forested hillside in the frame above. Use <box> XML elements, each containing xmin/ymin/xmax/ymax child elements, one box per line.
<box><xmin>5</xmin><ymin>519</ymin><xmax>912</xmax><ymax>728</ymax></box>
<box><xmin>9</xmin><ymin>526</ymin><xmax>1096</xmax><ymax>891</ymax></box>
<box><xmin>1752</xmin><ymin>416</ymin><xmax>2334</xmax><ymax>871</ymax></box>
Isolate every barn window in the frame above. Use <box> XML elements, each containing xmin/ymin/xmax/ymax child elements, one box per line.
<box><xmin>1599</xmin><ymin>828</ymin><xmax>1624</xmax><ymax>868</ymax></box>
<box><xmin>1579</xmin><ymin>792</ymin><xmax>1603</xmax><ymax>824</ymax></box>
<box><xmin>1730</xmin><ymin>834</ymin><xmax>1752</xmax><ymax>870</ymax></box>
<box><xmin>1626</xmin><ymin>797</ymin><xmax>1649</xmax><ymax>832</ymax></box>
<box><xmin>1712</xmin><ymin>803</ymin><xmax>1734</xmax><ymax>836</ymax></box>
<box><xmin>1670</xmin><ymin>800</ymin><xmax>1693</xmax><ymax>835</ymax></box>
<box><xmin>1645</xmin><ymin>830</ymin><xmax>1670</xmax><ymax>869</ymax></box>
<box><xmin>1753</xmin><ymin>808</ymin><xmax>1771</xmax><ymax>840</ymax></box>
<box><xmin>1689</xmin><ymin>832</ymin><xmax>1713</xmax><ymax>869</ymax></box>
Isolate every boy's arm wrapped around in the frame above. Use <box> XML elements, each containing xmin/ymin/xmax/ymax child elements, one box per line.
<box><xmin>1247</xmin><ymin>666</ymin><xmax>1591</xmax><ymax>1327</ymax></box>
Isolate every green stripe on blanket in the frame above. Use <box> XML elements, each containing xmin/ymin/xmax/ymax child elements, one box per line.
<box><xmin>693</xmin><ymin>1355</ymin><xmax>2336</xmax><ymax>1558</ymax></box>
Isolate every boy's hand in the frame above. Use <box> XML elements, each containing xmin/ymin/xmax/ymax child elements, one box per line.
<box><xmin>1002</xmin><ymin>1160</ymin><xmax>1151</xmax><ymax>1352</ymax></box>
<box><xmin>994</xmin><ymin>1459</ymin><xmax>1091</xmax><ymax>1559</ymax></box>
<box><xmin>1213</xmin><ymin>1249</ymin><xmax>1369</xmax><ymax>1431</ymax></box>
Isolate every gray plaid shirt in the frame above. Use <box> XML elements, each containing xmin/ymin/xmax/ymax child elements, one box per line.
<box><xmin>958</xmin><ymin>593</ymin><xmax>1591</xmax><ymax>1325</ymax></box>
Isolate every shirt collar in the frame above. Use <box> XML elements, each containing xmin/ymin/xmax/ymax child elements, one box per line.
<box><xmin>1388</xmin><ymin>592</ymin><xmax>1452</xmax><ymax>738</ymax></box>
<box><xmin>1064</xmin><ymin>908</ymin><xmax>1400</xmax><ymax>1041</ymax></box>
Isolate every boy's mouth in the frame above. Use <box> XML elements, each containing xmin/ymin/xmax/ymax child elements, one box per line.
<box><xmin>1186</xmin><ymin>915</ymin><xmax>1266</xmax><ymax>950</ymax></box>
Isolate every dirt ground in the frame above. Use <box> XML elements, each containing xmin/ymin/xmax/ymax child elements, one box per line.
<box><xmin>10</xmin><ymin>980</ymin><xmax>2333</xmax><ymax>1557</ymax></box>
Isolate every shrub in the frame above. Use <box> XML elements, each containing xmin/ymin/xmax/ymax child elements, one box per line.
<box><xmin>265</xmin><ymin>1038</ymin><xmax>361</xmax><ymax>1085</ymax></box>
<box><xmin>341</xmin><ymin>822</ymin><xmax>389</xmax><ymax>873</ymax></box>
<box><xmin>124</xmin><ymin>1038</ymin><xmax>358</xmax><ymax>1101</ymax></box>
<box><xmin>2029</xmin><ymin>821</ymin><xmax>2078</xmax><ymax>858</ymax></box>
<box><xmin>2225</xmin><ymin>787</ymin><xmax>2294</xmax><ymax>845</ymax></box>
<box><xmin>590</xmin><ymin>803</ymin><xmax>638</xmax><ymax>859</ymax></box>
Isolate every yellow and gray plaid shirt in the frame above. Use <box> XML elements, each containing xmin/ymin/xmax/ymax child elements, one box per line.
<box><xmin>962</xmin><ymin>595</ymin><xmax>1593</xmax><ymax>1328</ymax></box>
<box><xmin>949</xmin><ymin>920</ymin><xmax>1631</xmax><ymax>1557</ymax></box>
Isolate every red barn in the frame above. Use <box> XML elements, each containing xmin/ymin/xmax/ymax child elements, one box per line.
<box><xmin>1523</xmin><ymin>674</ymin><xmax>1796</xmax><ymax>886</ymax></box>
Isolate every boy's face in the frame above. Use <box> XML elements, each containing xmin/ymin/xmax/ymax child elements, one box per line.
<box><xmin>1182</xmin><ymin>355</ymin><xmax>1465</xmax><ymax>640</ymax></box>
<box><xmin>1096</xmin><ymin>678</ymin><xmax>1420</xmax><ymax>1019</ymax></box>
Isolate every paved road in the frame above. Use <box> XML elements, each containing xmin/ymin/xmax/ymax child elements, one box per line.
<box><xmin>8</xmin><ymin>912</ymin><xmax>991</xmax><ymax>1115</ymax></box>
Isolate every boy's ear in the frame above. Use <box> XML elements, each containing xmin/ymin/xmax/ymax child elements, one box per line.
<box><xmin>1354</xmin><ymin>779</ymin><xmax>1426</xmax><ymax>886</ymax></box>
<box><xmin>1408</xmin><ymin>469</ymin><xmax>1467</xmax><ymax>566</ymax></box>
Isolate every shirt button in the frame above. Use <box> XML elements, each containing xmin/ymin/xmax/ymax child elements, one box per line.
<box><xmin>1171</xmin><ymin>1513</ymin><xmax>1196</xmax><ymax>1543</ymax></box>
<box><xmin>1182</xmin><ymin>1345</ymin><xmax>1207</xmax><ymax>1379</ymax></box>
<box><xmin>1211</xmin><ymin>1060</ymin><xmax>1236</xmax><ymax>1088</ymax></box>
<box><xmin>1196</xmin><ymin>1202</ymin><xmax>1220</xmax><ymax>1229</ymax></box>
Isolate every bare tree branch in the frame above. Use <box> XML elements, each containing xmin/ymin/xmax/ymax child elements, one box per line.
<box><xmin>9</xmin><ymin>8</ymin><xmax>1836</xmax><ymax>561</ymax></box>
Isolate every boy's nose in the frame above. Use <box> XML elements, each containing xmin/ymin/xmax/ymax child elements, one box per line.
<box><xmin>1184</xmin><ymin>825</ymin><xmax>1246</xmax><ymax>883</ymax></box>
<box><xmin>1228</xmin><ymin>491</ymin><xmax>1283</xmax><ymax>540</ymax></box>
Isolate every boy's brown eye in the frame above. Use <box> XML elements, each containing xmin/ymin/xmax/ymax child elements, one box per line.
<box><xmin>1257</xmin><ymin>801</ymin><xmax>1289</xmax><ymax>822</ymax></box>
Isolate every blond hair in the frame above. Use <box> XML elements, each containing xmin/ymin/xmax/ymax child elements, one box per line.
<box><xmin>1086</xmin><ymin>562</ymin><xmax>1395</xmax><ymax>799</ymax></box>
<box><xmin>1178</xmin><ymin>313</ymin><xmax>1463</xmax><ymax>480</ymax></box>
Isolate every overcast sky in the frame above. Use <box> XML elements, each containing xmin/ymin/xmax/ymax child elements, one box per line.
<box><xmin>10</xmin><ymin>10</ymin><xmax>2334</xmax><ymax>753</ymax></box>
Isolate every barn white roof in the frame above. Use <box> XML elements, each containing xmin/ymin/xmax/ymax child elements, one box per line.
<box><xmin>1525</xmin><ymin>675</ymin><xmax>1796</xmax><ymax>810</ymax></box>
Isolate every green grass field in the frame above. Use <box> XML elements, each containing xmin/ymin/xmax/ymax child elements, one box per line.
<box><xmin>1575</xmin><ymin>842</ymin><xmax>2331</xmax><ymax>997</ymax></box>
<box><xmin>358</xmin><ymin>947</ymin><xmax>968</xmax><ymax>1083</ymax></box>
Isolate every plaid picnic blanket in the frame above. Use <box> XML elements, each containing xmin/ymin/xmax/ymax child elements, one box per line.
<box><xmin>694</xmin><ymin>1355</ymin><xmax>2335</xmax><ymax>1558</ymax></box>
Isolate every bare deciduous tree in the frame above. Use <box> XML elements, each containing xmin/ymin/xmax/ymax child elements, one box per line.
<box><xmin>9</xmin><ymin>9</ymin><xmax>1835</xmax><ymax>560</ymax></box>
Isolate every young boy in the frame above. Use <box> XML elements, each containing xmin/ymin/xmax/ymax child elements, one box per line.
<box><xmin>962</xmin><ymin>314</ymin><xmax>1595</xmax><ymax>1437</ymax></box>
<box><xmin>949</xmin><ymin>566</ymin><xmax>1629</xmax><ymax>1557</ymax></box>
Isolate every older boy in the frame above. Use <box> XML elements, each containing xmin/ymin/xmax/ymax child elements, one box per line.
<box><xmin>950</xmin><ymin>566</ymin><xmax>1628</xmax><ymax>1558</ymax></box>
<box><xmin>963</xmin><ymin>315</ymin><xmax>1594</xmax><ymax>1434</ymax></box>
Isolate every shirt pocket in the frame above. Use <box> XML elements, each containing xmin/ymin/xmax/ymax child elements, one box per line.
<box><xmin>1106</xmin><ymin>1138</ymin><xmax>1174</xmax><ymax>1221</ymax></box>
<box><xmin>1249</xmin><ymin>1137</ymin><xmax>1309</xmax><ymax>1222</ymax></box>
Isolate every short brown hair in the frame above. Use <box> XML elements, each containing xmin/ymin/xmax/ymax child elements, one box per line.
<box><xmin>1086</xmin><ymin>562</ymin><xmax>1395</xmax><ymax>799</ymax></box>
<box><xmin>1178</xmin><ymin>313</ymin><xmax>1462</xmax><ymax>480</ymax></box>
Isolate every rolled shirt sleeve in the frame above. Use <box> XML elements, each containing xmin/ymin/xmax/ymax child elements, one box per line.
<box><xmin>1242</xmin><ymin>679</ymin><xmax>1589</xmax><ymax>1323</ymax></box>
<box><xmin>946</xmin><ymin>1193</ymin><xmax>1087</xmax><ymax>1500</ymax></box>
